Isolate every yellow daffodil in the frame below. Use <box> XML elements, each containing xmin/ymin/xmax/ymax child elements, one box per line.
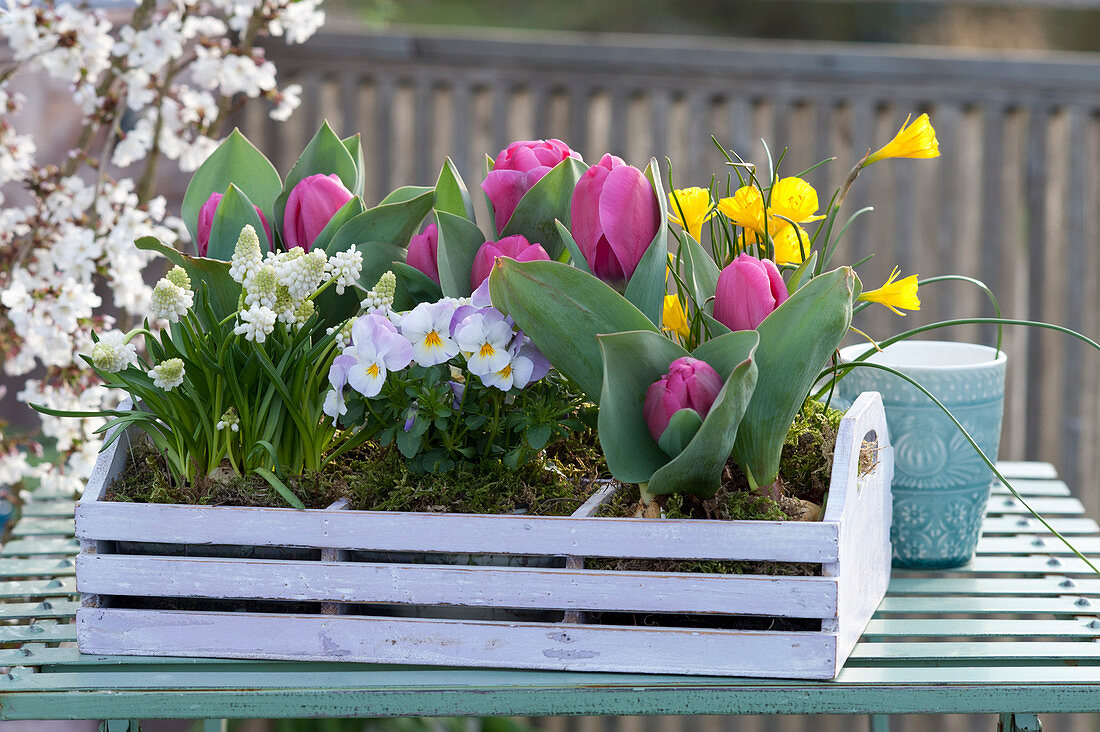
<box><xmin>770</xmin><ymin>224</ymin><xmax>811</xmax><ymax>266</ymax></box>
<box><xmin>768</xmin><ymin>177</ymin><xmax>826</xmax><ymax>227</ymax></box>
<box><xmin>662</xmin><ymin>294</ymin><xmax>690</xmax><ymax>340</ymax></box>
<box><xmin>717</xmin><ymin>185</ymin><xmax>767</xmax><ymax>236</ymax></box>
<box><xmin>858</xmin><ymin>267</ymin><xmax>921</xmax><ymax>315</ymax></box>
<box><xmin>669</xmin><ymin>187</ymin><xmax>714</xmax><ymax>243</ymax></box>
<box><xmin>865</xmin><ymin>114</ymin><xmax>940</xmax><ymax>166</ymax></box>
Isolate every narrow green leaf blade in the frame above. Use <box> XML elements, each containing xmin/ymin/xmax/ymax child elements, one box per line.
<box><xmin>555</xmin><ymin>219</ymin><xmax>593</xmax><ymax>275</ymax></box>
<box><xmin>676</xmin><ymin>229</ymin><xmax>721</xmax><ymax>311</ymax></box>
<box><xmin>342</xmin><ymin>133</ymin><xmax>366</xmax><ymax>198</ymax></box>
<box><xmin>434</xmin><ymin>157</ymin><xmax>476</xmax><ymax>221</ymax></box>
<box><xmin>207</xmin><ymin>185</ymin><xmax>269</xmax><ymax>261</ymax></box>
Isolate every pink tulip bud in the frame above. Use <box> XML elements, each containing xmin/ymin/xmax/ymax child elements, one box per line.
<box><xmin>482</xmin><ymin>139</ymin><xmax>581</xmax><ymax>234</ymax></box>
<box><xmin>197</xmin><ymin>192</ymin><xmax>272</xmax><ymax>257</ymax></box>
<box><xmin>407</xmin><ymin>223</ymin><xmax>440</xmax><ymax>284</ymax></box>
<box><xmin>570</xmin><ymin>153</ymin><xmax>659</xmax><ymax>286</ymax></box>
<box><xmin>283</xmin><ymin>173</ymin><xmax>354</xmax><ymax>252</ymax></box>
<box><xmin>713</xmin><ymin>253</ymin><xmax>789</xmax><ymax>332</ymax></box>
<box><xmin>470</xmin><ymin>234</ymin><xmax>550</xmax><ymax>291</ymax></box>
<box><xmin>643</xmin><ymin>357</ymin><xmax>724</xmax><ymax>445</ymax></box>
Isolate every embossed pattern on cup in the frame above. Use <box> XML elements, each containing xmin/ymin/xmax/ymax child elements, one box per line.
<box><xmin>836</xmin><ymin>341</ymin><xmax>1006</xmax><ymax>569</ymax></box>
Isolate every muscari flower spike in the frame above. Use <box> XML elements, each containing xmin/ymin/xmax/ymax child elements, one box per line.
<box><xmin>89</xmin><ymin>331</ymin><xmax>137</xmax><ymax>373</ymax></box>
<box><xmin>150</xmin><ymin>358</ymin><xmax>185</xmax><ymax>391</ymax></box>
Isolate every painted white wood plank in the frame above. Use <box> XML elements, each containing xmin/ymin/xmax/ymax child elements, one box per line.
<box><xmin>875</xmin><ymin>595</ymin><xmax>1094</xmax><ymax>615</ymax></box>
<box><xmin>848</xmin><ymin>641</ymin><xmax>1100</xmax><ymax>661</ymax></box>
<box><xmin>888</xmin><ymin>576</ymin><xmax>1100</xmax><ymax>596</ymax></box>
<box><xmin>861</xmin><ymin>618</ymin><xmax>1100</xmax><ymax>638</ymax></box>
<box><xmin>977</xmin><ymin>535</ymin><xmax>1100</xmax><ymax>556</ymax></box>
<box><xmin>992</xmin><ymin>479</ymin><xmax>1070</xmax><ymax>497</ymax></box>
<box><xmin>980</xmin><ymin>516</ymin><xmax>1098</xmax><ymax>535</ymax></box>
<box><xmin>984</xmin><ymin>496</ymin><xmax>1085</xmax><ymax>517</ymax></box>
<box><xmin>77</xmin><ymin>554</ymin><xmax>839</xmax><ymax>617</ymax></box>
<box><xmin>75</xmin><ymin>500</ymin><xmax>841</xmax><ymax>563</ymax></box>
<box><xmin>824</xmin><ymin>392</ymin><xmax>893</xmax><ymax>675</ymax></box>
<box><xmin>995</xmin><ymin>462</ymin><xmax>1058</xmax><ymax>480</ymax></box>
<box><xmin>76</xmin><ymin>608</ymin><xmax>840</xmax><ymax>679</ymax></box>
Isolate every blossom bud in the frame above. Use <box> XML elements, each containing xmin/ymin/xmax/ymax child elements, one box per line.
<box><xmin>89</xmin><ymin>331</ymin><xmax>136</xmax><ymax>373</ymax></box>
<box><xmin>150</xmin><ymin>358</ymin><xmax>185</xmax><ymax>391</ymax></box>
<box><xmin>482</xmin><ymin>139</ymin><xmax>580</xmax><ymax>234</ymax></box>
<box><xmin>283</xmin><ymin>174</ymin><xmax>354</xmax><ymax>251</ymax></box>
<box><xmin>643</xmin><ymin>357</ymin><xmax>724</xmax><ymax>446</ymax></box>
<box><xmin>407</xmin><ymin>223</ymin><xmax>440</xmax><ymax>284</ymax></box>
<box><xmin>470</xmin><ymin>235</ymin><xmax>550</xmax><ymax>290</ymax></box>
<box><xmin>713</xmin><ymin>253</ymin><xmax>788</xmax><ymax>332</ymax></box>
<box><xmin>570</xmin><ymin>153</ymin><xmax>659</xmax><ymax>286</ymax></box>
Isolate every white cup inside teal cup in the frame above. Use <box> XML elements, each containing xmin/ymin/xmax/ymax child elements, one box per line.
<box><xmin>834</xmin><ymin>341</ymin><xmax>1007</xmax><ymax>569</ymax></box>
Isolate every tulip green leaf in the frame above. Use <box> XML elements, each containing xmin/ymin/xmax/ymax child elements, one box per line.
<box><xmin>207</xmin><ymin>185</ymin><xmax>270</xmax><ymax>261</ymax></box>
<box><xmin>311</xmin><ymin>196</ymin><xmax>366</xmax><ymax>255</ymax></box>
<box><xmin>489</xmin><ymin>259</ymin><xmax>658</xmax><ymax>402</ymax></box>
<box><xmin>676</xmin><ymin>229</ymin><xmax>721</xmax><ymax>312</ymax></box>
<box><xmin>434</xmin><ymin>157</ymin><xmax>476</xmax><ymax>222</ymax></box>
<box><xmin>391</xmin><ymin>261</ymin><xmax>443</xmax><ymax>310</ymax></box>
<box><xmin>785</xmin><ymin>251</ymin><xmax>818</xmax><ymax>295</ymax></box>
<box><xmin>356</xmin><ymin>240</ymin><xmax>410</xmax><ymax>291</ymax></box>
<box><xmin>595</xmin><ymin>330</ymin><xmax>690</xmax><ymax>483</ymax></box>
<box><xmin>274</xmin><ymin>121</ymin><xmax>359</xmax><ymax>237</ymax></box>
<box><xmin>622</xmin><ymin>158</ymin><xmax>670</xmax><ymax>326</ymax></box>
<box><xmin>500</xmin><ymin>157</ymin><xmax>588</xmax><ymax>260</ymax></box>
<box><xmin>434</xmin><ymin>210</ymin><xmax>486</xmax><ymax>298</ymax></box>
<box><xmin>382</xmin><ymin>185</ymin><xmax>436</xmax><ymax>205</ymax></box>
<box><xmin>342</xmin><ymin>134</ymin><xmax>366</xmax><ymax>199</ymax></box>
<box><xmin>658</xmin><ymin>409</ymin><xmax>704</xmax><ymax>458</ymax></box>
<box><xmin>649</xmin><ymin>331</ymin><xmax>758</xmax><ymax>499</ymax></box>
<box><xmin>731</xmin><ymin>266</ymin><xmax>856</xmax><ymax>487</ymax></box>
<box><xmin>555</xmin><ymin>219</ymin><xmax>593</xmax><ymax>275</ymax></box>
<box><xmin>326</xmin><ymin>188</ymin><xmax>435</xmax><ymax>256</ymax></box>
<box><xmin>135</xmin><ymin>236</ymin><xmax>239</xmax><ymax>319</ymax></box>
<box><xmin>181</xmin><ymin>129</ymin><xmax>282</xmax><ymax>247</ymax></box>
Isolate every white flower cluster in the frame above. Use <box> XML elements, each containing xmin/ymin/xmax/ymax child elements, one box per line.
<box><xmin>0</xmin><ymin>0</ymin><xmax>325</xmax><ymax>493</ymax></box>
<box><xmin>150</xmin><ymin>358</ymin><xmax>185</xmax><ymax>391</ymax></box>
<box><xmin>150</xmin><ymin>267</ymin><xmax>195</xmax><ymax>323</ymax></box>
<box><xmin>360</xmin><ymin>271</ymin><xmax>396</xmax><ymax>313</ymax></box>
<box><xmin>90</xmin><ymin>332</ymin><xmax>138</xmax><ymax>374</ymax></box>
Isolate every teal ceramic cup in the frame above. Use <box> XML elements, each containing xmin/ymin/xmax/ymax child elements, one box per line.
<box><xmin>834</xmin><ymin>341</ymin><xmax>1007</xmax><ymax>569</ymax></box>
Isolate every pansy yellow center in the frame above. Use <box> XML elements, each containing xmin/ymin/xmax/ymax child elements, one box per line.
<box><xmin>499</xmin><ymin>364</ymin><xmax>512</xmax><ymax>378</ymax></box>
<box><xmin>366</xmin><ymin>363</ymin><xmax>380</xmax><ymax>378</ymax></box>
<box><xmin>425</xmin><ymin>330</ymin><xmax>443</xmax><ymax>348</ymax></box>
<box><xmin>478</xmin><ymin>343</ymin><xmax>496</xmax><ymax>358</ymax></box>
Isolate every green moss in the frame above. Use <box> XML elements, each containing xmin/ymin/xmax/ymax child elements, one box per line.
<box><xmin>777</xmin><ymin>398</ymin><xmax>843</xmax><ymax>504</ymax></box>
<box><xmin>107</xmin><ymin>428</ymin><xmax>609</xmax><ymax>517</ymax></box>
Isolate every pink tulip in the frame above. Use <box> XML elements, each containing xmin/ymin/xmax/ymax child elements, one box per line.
<box><xmin>407</xmin><ymin>223</ymin><xmax>440</xmax><ymax>284</ymax></box>
<box><xmin>713</xmin><ymin>253</ymin><xmax>789</xmax><ymax>332</ymax></box>
<box><xmin>643</xmin><ymin>357</ymin><xmax>724</xmax><ymax>445</ymax></box>
<box><xmin>482</xmin><ymin>139</ymin><xmax>580</xmax><ymax>234</ymax></box>
<box><xmin>197</xmin><ymin>192</ymin><xmax>272</xmax><ymax>256</ymax></box>
<box><xmin>570</xmin><ymin>153</ymin><xmax>659</xmax><ymax>286</ymax></box>
<box><xmin>283</xmin><ymin>173</ymin><xmax>354</xmax><ymax>251</ymax></box>
<box><xmin>470</xmin><ymin>235</ymin><xmax>550</xmax><ymax>291</ymax></box>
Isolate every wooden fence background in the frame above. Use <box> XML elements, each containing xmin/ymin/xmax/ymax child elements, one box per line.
<box><xmin>248</xmin><ymin>27</ymin><xmax>1100</xmax><ymax>522</ymax></box>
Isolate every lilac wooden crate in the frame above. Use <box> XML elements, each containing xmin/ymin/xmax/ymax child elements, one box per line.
<box><xmin>74</xmin><ymin>392</ymin><xmax>892</xmax><ymax>679</ymax></box>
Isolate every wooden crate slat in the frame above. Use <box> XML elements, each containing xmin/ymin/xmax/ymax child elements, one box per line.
<box><xmin>10</xmin><ymin>518</ymin><xmax>76</xmax><ymax>538</ymax></box>
<box><xmin>18</xmin><ymin>502</ymin><xmax>75</xmax><ymax>518</ymax></box>
<box><xmin>0</xmin><ymin>623</ymin><xmax>75</xmax><ymax>643</ymax></box>
<box><xmin>0</xmin><ymin>600</ymin><xmax>80</xmax><ymax>620</ymax></box>
<box><xmin>76</xmin><ymin>500</ymin><xmax>841</xmax><ymax>563</ymax></box>
<box><xmin>75</xmin><ymin>608</ymin><xmax>840</xmax><ymax>679</ymax></box>
<box><xmin>1</xmin><ymin>538</ymin><xmax>81</xmax><ymax>557</ymax></box>
<box><xmin>0</xmin><ymin>559</ymin><xmax>76</xmax><ymax>580</ymax></box>
<box><xmin>77</xmin><ymin>554</ymin><xmax>840</xmax><ymax>618</ymax></box>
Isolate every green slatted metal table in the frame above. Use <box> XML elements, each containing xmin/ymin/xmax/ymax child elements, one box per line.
<box><xmin>0</xmin><ymin>463</ymin><xmax>1097</xmax><ymax>732</ymax></box>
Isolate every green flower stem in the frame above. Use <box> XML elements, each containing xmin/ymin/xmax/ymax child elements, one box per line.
<box><xmin>832</xmin><ymin>360</ymin><xmax>1100</xmax><ymax>576</ymax></box>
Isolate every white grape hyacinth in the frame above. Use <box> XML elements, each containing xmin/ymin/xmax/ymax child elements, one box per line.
<box><xmin>233</xmin><ymin>305</ymin><xmax>277</xmax><ymax>343</ymax></box>
<box><xmin>89</xmin><ymin>331</ymin><xmax>136</xmax><ymax>373</ymax></box>
<box><xmin>229</xmin><ymin>225</ymin><xmax>264</xmax><ymax>287</ymax></box>
<box><xmin>327</xmin><ymin>247</ymin><xmax>363</xmax><ymax>295</ymax></box>
<box><xmin>150</xmin><ymin>358</ymin><xmax>185</xmax><ymax>391</ymax></box>
<box><xmin>149</xmin><ymin>279</ymin><xmax>193</xmax><ymax>323</ymax></box>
